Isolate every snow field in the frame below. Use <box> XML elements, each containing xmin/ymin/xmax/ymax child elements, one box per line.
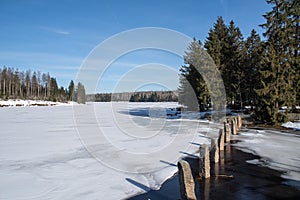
<box><xmin>0</xmin><ymin>102</ymin><xmax>221</xmax><ymax>199</ymax></box>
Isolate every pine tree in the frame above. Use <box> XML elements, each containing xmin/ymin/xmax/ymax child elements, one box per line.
<box><xmin>204</xmin><ymin>18</ymin><xmax>247</xmax><ymax>108</ymax></box>
<box><xmin>0</xmin><ymin>66</ymin><xmax>77</xmax><ymax>102</ymax></box>
<box><xmin>179</xmin><ymin>38</ymin><xmax>225</xmax><ymax>115</ymax></box>
<box><xmin>179</xmin><ymin>39</ymin><xmax>209</xmax><ymax>111</ymax></box>
<box><xmin>204</xmin><ymin>16</ymin><xmax>229</xmax><ymax>72</ymax></box>
<box><xmin>242</xmin><ymin>29</ymin><xmax>264</xmax><ymax>107</ymax></box>
<box><xmin>31</xmin><ymin>72</ymin><xmax>38</xmax><ymax>98</ymax></box>
<box><xmin>205</xmin><ymin>29</ymin><xmax>221</xmax><ymax>67</ymax></box>
<box><xmin>25</xmin><ymin>70</ymin><xmax>31</xmax><ymax>98</ymax></box>
<box><xmin>256</xmin><ymin>0</ymin><xmax>298</xmax><ymax>123</ymax></box>
<box><xmin>50</xmin><ymin>78</ymin><xmax>59</xmax><ymax>101</ymax></box>
<box><xmin>224</xmin><ymin>20</ymin><xmax>245</xmax><ymax>108</ymax></box>
<box><xmin>68</xmin><ymin>80</ymin><xmax>75</xmax><ymax>100</ymax></box>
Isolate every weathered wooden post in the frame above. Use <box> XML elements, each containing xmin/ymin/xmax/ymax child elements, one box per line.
<box><xmin>199</xmin><ymin>144</ymin><xmax>210</xmax><ymax>179</ymax></box>
<box><xmin>235</xmin><ymin>116</ymin><xmax>239</xmax><ymax>131</ymax></box>
<box><xmin>237</xmin><ymin>115</ymin><xmax>242</xmax><ymax>129</ymax></box>
<box><xmin>218</xmin><ymin>128</ymin><xmax>225</xmax><ymax>151</ymax></box>
<box><xmin>177</xmin><ymin>160</ymin><xmax>197</xmax><ymax>200</ymax></box>
<box><xmin>210</xmin><ymin>138</ymin><xmax>219</xmax><ymax>163</ymax></box>
<box><xmin>224</xmin><ymin>122</ymin><xmax>231</xmax><ymax>143</ymax></box>
<box><xmin>231</xmin><ymin>118</ymin><xmax>237</xmax><ymax>135</ymax></box>
<box><xmin>203</xmin><ymin>179</ymin><xmax>211</xmax><ymax>200</ymax></box>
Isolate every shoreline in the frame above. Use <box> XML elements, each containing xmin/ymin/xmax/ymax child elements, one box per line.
<box><xmin>0</xmin><ymin>99</ymin><xmax>75</xmax><ymax>107</ymax></box>
<box><xmin>127</xmin><ymin>143</ymin><xmax>300</xmax><ymax>200</ymax></box>
<box><xmin>246</xmin><ymin>123</ymin><xmax>300</xmax><ymax>134</ymax></box>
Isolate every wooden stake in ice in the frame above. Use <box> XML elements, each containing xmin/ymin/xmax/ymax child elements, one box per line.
<box><xmin>199</xmin><ymin>144</ymin><xmax>210</xmax><ymax>179</ymax></box>
<box><xmin>237</xmin><ymin>115</ymin><xmax>242</xmax><ymax>129</ymax></box>
<box><xmin>231</xmin><ymin>118</ymin><xmax>237</xmax><ymax>135</ymax></box>
<box><xmin>224</xmin><ymin>123</ymin><xmax>231</xmax><ymax>143</ymax></box>
<box><xmin>178</xmin><ymin>160</ymin><xmax>197</xmax><ymax>200</ymax></box>
<box><xmin>218</xmin><ymin>128</ymin><xmax>225</xmax><ymax>151</ymax></box>
<box><xmin>210</xmin><ymin>138</ymin><xmax>219</xmax><ymax>163</ymax></box>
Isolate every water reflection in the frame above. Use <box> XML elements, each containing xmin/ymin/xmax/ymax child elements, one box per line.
<box><xmin>129</xmin><ymin>144</ymin><xmax>300</xmax><ymax>200</ymax></box>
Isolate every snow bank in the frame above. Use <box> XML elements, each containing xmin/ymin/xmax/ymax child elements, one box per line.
<box><xmin>0</xmin><ymin>102</ymin><xmax>221</xmax><ymax>199</ymax></box>
<box><xmin>282</xmin><ymin>121</ymin><xmax>300</xmax><ymax>131</ymax></box>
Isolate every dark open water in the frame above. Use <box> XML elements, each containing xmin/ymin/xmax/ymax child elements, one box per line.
<box><xmin>127</xmin><ymin>143</ymin><xmax>300</xmax><ymax>200</ymax></box>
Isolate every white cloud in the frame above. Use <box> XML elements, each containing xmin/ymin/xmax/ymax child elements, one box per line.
<box><xmin>39</xmin><ymin>26</ymin><xmax>71</xmax><ymax>35</ymax></box>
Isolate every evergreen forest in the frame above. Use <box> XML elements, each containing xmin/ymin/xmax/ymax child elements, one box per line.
<box><xmin>179</xmin><ymin>0</ymin><xmax>299</xmax><ymax>124</ymax></box>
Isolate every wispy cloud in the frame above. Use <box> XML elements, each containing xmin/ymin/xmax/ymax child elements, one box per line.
<box><xmin>39</xmin><ymin>26</ymin><xmax>71</xmax><ymax>35</ymax></box>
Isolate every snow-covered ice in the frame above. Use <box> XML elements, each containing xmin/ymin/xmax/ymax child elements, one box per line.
<box><xmin>0</xmin><ymin>102</ymin><xmax>221</xmax><ymax>200</ymax></box>
<box><xmin>232</xmin><ymin>128</ymin><xmax>300</xmax><ymax>188</ymax></box>
<box><xmin>282</xmin><ymin>121</ymin><xmax>300</xmax><ymax>131</ymax></box>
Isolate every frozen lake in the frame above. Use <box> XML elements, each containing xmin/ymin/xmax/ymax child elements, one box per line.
<box><xmin>0</xmin><ymin>102</ymin><xmax>220</xmax><ymax>200</ymax></box>
<box><xmin>0</xmin><ymin>102</ymin><xmax>299</xmax><ymax>199</ymax></box>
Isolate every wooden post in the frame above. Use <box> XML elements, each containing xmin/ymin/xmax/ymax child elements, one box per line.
<box><xmin>210</xmin><ymin>138</ymin><xmax>219</xmax><ymax>163</ymax></box>
<box><xmin>231</xmin><ymin>118</ymin><xmax>237</xmax><ymax>135</ymax></box>
<box><xmin>235</xmin><ymin>116</ymin><xmax>239</xmax><ymax>131</ymax></box>
<box><xmin>203</xmin><ymin>179</ymin><xmax>211</xmax><ymax>200</ymax></box>
<box><xmin>199</xmin><ymin>144</ymin><xmax>210</xmax><ymax>179</ymax></box>
<box><xmin>238</xmin><ymin>115</ymin><xmax>242</xmax><ymax>129</ymax></box>
<box><xmin>178</xmin><ymin>160</ymin><xmax>197</xmax><ymax>200</ymax></box>
<box><xmin>224</xmin><ymin>123</ymin><xmax>231</xmax><ymax>143</ymax></box>
<box><xmin>218</xmin><ymin>128</ymin><xmax>225</xmax><ymax>151</ymax></box>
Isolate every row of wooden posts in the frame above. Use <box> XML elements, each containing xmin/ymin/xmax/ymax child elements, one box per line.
<box><xmin>178</xmin><ymin>115</ymin><xmax>242</xmax><ymax>200</ymax></box>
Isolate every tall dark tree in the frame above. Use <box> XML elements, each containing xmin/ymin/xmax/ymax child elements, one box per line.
<box><xmin>179</xmin><ymin>39</ymin><xmax>209</xmax><ymax>111</ymax></box>
<box><xmin>50</xmin><ymin>78</ymin><xmax>59</xmax><ymax>101</ymax></box>
<box><xmin>205</xmin><ymin>29</ymin><xmax>222</xmax><ymax>67</ymax></box>
<box><xmin>256</xmin><ymin>0</ymin><xmax>298</xmax><ymax>123</ymax></box>
<box><xmin>242</xmin><ymin>29</ymin><xmax>264</xmax><ymax>107</ymax></box>
<box><xmin>25</xmin><ymin>70</ymin><xmax>31</xmax><ymax>98</ymax></box>
<box><xmin>204</xmin><ymin>18</ymin><xmax>246</xmax><ymax>108</ymax></box>
<box><xmin>224</xmin><ymin>20</ymin><xmax>245</xmax><ymax>108</ymax></box>
<box><xmin>31</xmin><ymin>72</ymin><xmax>38</xmax><ymax>98</ymax></box>
<box><xmin>179</xmin><ymin>37</ymin><xmax>226</xmax><ymax>115</ymax></box>
<box><xmin>68</xmin><ymin>80</ymin><xmax>75</xmax><ymax>101</ymax></box>
<box><xmin>204</xmin><ymin>16</ymin><xmax>229</xmax><ymax>72</ymax></box>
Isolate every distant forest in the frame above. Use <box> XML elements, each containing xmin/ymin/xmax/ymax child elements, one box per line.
<box><xmin>0</xmin><ymin>67</ymin><xmax>86</xmax><ymax>103</ymax></box>
<box><xmin>87</xmin><ymin>91</ymin><xmax>178</xmax><ymax>102</ymax></box>
<box><xmin>179</xmin><ymin>0</ymin><xmax>299</xmax><ymax>124</ymax></box>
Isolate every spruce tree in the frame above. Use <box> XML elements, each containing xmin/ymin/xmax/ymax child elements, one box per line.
<box><xmin>256</xmin><ymin>0</ymin><xmax>297</xmax><ymax>123</ymax></box>
<box><xmin>179</xmin><ymin>38</ymin><xmax>226</xmax><ymax>115</ymax></box>
<box><xmin>179</xmin><ymin>39</ymin><xmax>209</xmax><ymax>111</ymax></box>
<box><xmin>68</xmin><ymin>80</ymin><xmax>75</xmax><ymax>101</ymax></box>
<box><xmin>224</xmin><ymin>20</ymin><xmax>245</xmax><ymax>108</ymax></box>
<box><xmin>243</xmin><ymin>29</ymin><xmax>263</xmax><ymax>107</ymax></box>
<box><xmin>204</xmin><ymin>18</ymin><xmax>245</xmax><ymax>108</ymax></box>
<box><xmin>204</xmin><ymin>16</ymin><xmax>229</xmax><ymax>73</ymax></box>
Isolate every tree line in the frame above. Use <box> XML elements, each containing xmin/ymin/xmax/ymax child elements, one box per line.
<box><xmin>0</xmin><ymin>66</ymin><xmax>86</xmax><ymax>103</ymax></box>
<box><xmin>87</xmin><ymin>91</ymin><xmax>178</xmax><ymax>102</ymax></box>
<box><xmin>179</xmin><ymin>0</ymin><xmax>299</xmax><ymax>124</ymax></box>
<box><xmin>129</xmin><ymin>91</ymin><xmax>178</xmax><ymax>102</ymax></box>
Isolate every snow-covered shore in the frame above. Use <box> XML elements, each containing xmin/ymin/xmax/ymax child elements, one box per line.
<box><xmin>282</xmin><ymin>121</ymin><xmax>300</xmax><ymax>131</ymax></box>
<box><xmin>0</xmin><ymin>99</ymin><xmax>75</xmax><ymax>107</ymax></box>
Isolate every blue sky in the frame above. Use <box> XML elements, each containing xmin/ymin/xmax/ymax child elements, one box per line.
<box><xmin>0</xmin><ymin>0</ymin><xmax>271</xmax><ymax>93</ymax></box>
